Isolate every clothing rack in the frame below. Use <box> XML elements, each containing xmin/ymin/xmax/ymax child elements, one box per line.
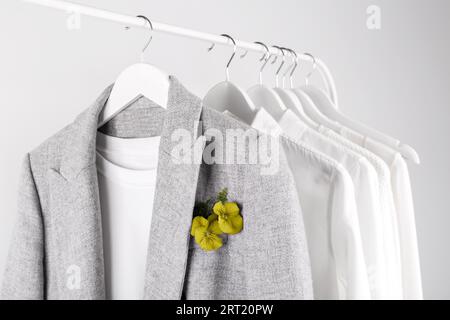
<box><xmin>23</xmin><ymin>0</ymin><xmax>339</xmax><ymax>106</ymax></box>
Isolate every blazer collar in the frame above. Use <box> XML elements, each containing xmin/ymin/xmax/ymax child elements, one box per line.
<box><xmin>59</xmin><ymin>76</ymin><xmax>203</xmax><ymax>181</ymax></box>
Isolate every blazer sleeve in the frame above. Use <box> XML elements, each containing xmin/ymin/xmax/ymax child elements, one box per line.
<box><xmin>330</xmin><ymin>167</ymin><xmax>371</xmax><ymax>300</ymax></box>
<box><xmin>1</xmin><ymin>154</ymin><xmax>45</xmax><ymax>300</ymax></box>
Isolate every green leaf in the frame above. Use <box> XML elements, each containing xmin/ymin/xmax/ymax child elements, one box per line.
<box><xmin>193</xmin><ymin>198</ymin><xmax>213</xmax><ymax>218</ymax></box>
<box><xmin>217</xmin><ymin>188</ymin><xmax>228</xmax><ymax>203</ymax></box>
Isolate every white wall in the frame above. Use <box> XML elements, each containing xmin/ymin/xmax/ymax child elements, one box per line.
<box><xmin>1</xmin><ymin>0</ymin><xmax>449</xmax><ymax>299</ymax></box>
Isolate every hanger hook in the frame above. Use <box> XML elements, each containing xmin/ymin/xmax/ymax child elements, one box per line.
<box><xmin>279</xmin><ymin>47</ymin><xmax>291</xmax><ymax>88</ymax></box>
<box><xmin>136</xmin><ymin>15</ymin><xmax>154</xmax><ymax>62</ymax></box>
<box><xmin>207</xmin><ymin>34</ymin><xmax>237</xmax><ymax>81</ymax></box>
<box><xmin>283</xmin><ymin>48</ymin><xmax>298</xmax><ymax>88</ymax></box>
<box><xmin>272</xmin><ymin>45</ymin><xmax>285</xmax><ymax>87</ymax></box>
<box><xmin>239</xmin><ymin>49</ymin><xmax>249</xmax><ymax>59</ymax></box>
<box><xmin>254</xmin><ymin>41</ymin><xmax>270</xmax><ymax>62</ymax></box>
<box><xmin>303</xmin><ymin>52</ymin><xmax>317</xmax><ymax>85</ymax></box>
<box><xmin>254</xmin><ymin>41</ymin><xmax>270</xmax><ymax>85</ymax></box>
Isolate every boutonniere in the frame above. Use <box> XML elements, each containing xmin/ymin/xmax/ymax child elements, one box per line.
<box><xmin>190</xmin><ymin>188</ymin><xmax>243</xmax><ymax>252</ymax></box>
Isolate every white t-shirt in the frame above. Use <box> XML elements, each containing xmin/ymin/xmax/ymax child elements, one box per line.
<box><xmin>96</xmin><ymin>132</ymin><xmax>160</xmax><ymax>300</ymax></box>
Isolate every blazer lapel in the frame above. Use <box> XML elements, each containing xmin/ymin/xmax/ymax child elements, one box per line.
<box><xmin>52</xmin><ymin>78</ymin><xmax>204</xmax><ymax>299</ymax></box>
<box><xmin>49</xmin><ymin>85</ymin><xmax>112</xmax><ymax>299</ymax></box>
<box><xmin>48</xmin><ymin>165</ymin><xmax>105</xmax><ymax>299</ymax></box>
<box><xmin>143</xmin><ymin>78</ymin><xmax>204</xmax><ymax>299</ymax></box>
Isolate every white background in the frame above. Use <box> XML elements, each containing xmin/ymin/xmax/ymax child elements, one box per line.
<box><xmin>0</xmin><ymin>0</ymin><xmax>449</xmax><ymax>299</ymax></box>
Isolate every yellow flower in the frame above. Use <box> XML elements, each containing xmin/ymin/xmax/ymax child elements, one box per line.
<box><xmin>190</xmin><ymin>189</ymin><xmax>244</xmax><ymax>252</ymax></box>
<box><xmin>190</xmin><ymin>216</ymin><xmax>223</xmax><ymax>251</ymax></box>
<box><xmin>213</xmin><ymin>201</ymin><xmax>243</xmax><ymax>235</ymax></box>
<box><xmin>190</xmin><ymin>216</ymin><xmax>209</xmax><ymax>236</ymax></box>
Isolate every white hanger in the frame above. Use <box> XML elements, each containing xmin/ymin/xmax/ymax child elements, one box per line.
<box><xmin>292</xmin><ymin>87</ymin><xmax>342</xmax><ymax>132</ymax></box>
<box><xmin>203</xmin><ymin>34</ymin><xmax>257</xmax><ymax>125</ymax></box>
<box><xmin>299</xmin><ymin>53</ymin><xmax>420</xmax><ymax>164</ymax></box>
<box><xmin>274</xmin><ymin>48</ymin><xmax>317</xmax><ymax>128</ymax></box>
<box><xmin>268</xmin><ymin>51</ymin><xmax>339</xmax><ymax>132</ymax></box>
<box><xmin>247</xmin><ymin>43</ymin><xmax>287</xmax><ymax>122</ymax></box>
<box><xmin>98</xmin><ymin>15</ymin><xmax>170</xmax><ymax>128</ymax></box>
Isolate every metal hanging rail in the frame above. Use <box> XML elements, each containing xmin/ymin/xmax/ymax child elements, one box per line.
<box><xmin>23</xmin><ymin>0</ymin><xmax>339</xmax><ymax>106</ymax></box>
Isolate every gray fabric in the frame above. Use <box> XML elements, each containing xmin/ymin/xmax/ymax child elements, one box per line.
<box><xmin>98</xmin><ymin>96</ymin><xmax>166</xmax><ymax>138</ymax></box>
<box><xmin>1</xmin><ymin>77</ymin><xmax>313</xmax><ymax>300</ymax></box>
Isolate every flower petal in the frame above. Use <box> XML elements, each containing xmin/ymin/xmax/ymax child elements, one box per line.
<box><xmin>207</xmin><ymin>213</ymin><xmax>218</xmax><ymax>223</ymax></box>
<box><xmin>208</xmin><ymin>219</ymin><xmax>223</xmax><ymax>235</ymax></box>
<box><xmin>228</xmin><ymin>214</ymin><xmax>243</xmax><ymax>234</ymax></box>
<box><xmin>194</xmin><ymin>227</ymin><xmax>207</xmax><ymax>243</ymax></box>
<box><xmin>218</xmin><ymin>214</ymin><xmax>243</xmax><ymax>235</ymax></box>
<box><xmin>224</xmin><ymin>202</ymin><xmax>240</xmax><ymax>216</ymax></box>
<box><xmin>213</xmin><ymin>201</ymin><xmax>226</xmax><ymax>217</ymax></box>
<box><xmin>190</xmin><ymin>216</ymin><xmax>209</xmax><ymax>236</ymax></box>
<box><xmin>196</xmin><ymin>231</ymin><xmax>223</xmax><ymax>251</ymax></box>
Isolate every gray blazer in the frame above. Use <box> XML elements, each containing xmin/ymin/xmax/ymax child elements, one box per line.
<box><xmin>1</xmin><ymin>77</ymin><xmax>313</xmax><ymax>300</ymax></box>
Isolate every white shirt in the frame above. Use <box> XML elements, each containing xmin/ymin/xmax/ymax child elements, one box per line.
<box><xmin>321</xmin><ymin>126</ymin><xmax>404</xmax><ymax>299</ymax></box>
<box><xmin>360</xmin><ymin>136</ymin><xmax>422</xmax><ymax>300</ymax></box>
<box><xmin>96</xmin><ymin>132</ymin><xmax>160</xmax><ymax>300</ymax></box>
<box><xmin>277</xmin><ymin>110</ymin><xmax>385</xmax><ymax>299</ymax></box>
<box><xmin>252</xmin><ymin>109</ymin><xmax>371</xmax><ymax>300</ymax></box>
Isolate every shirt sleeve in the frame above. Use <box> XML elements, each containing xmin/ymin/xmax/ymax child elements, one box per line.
<box><xmin>330</xmin><ymin>167</ymin><xmax>371</xmax><ymax>300</ymax></box>
<box><xmin>1</xmin><ymin>154</ymin><xmax>45</xmax><ymax>300</ymax></box>
<box><xmin>391</xmin><ymin>156</ymin><xmax>423</xmax><ymax>299</ymax></box>
<box><xmin>349</xmin><ymin>159</ymin><xmax>387</xmax><ymax>299</ymax></box>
